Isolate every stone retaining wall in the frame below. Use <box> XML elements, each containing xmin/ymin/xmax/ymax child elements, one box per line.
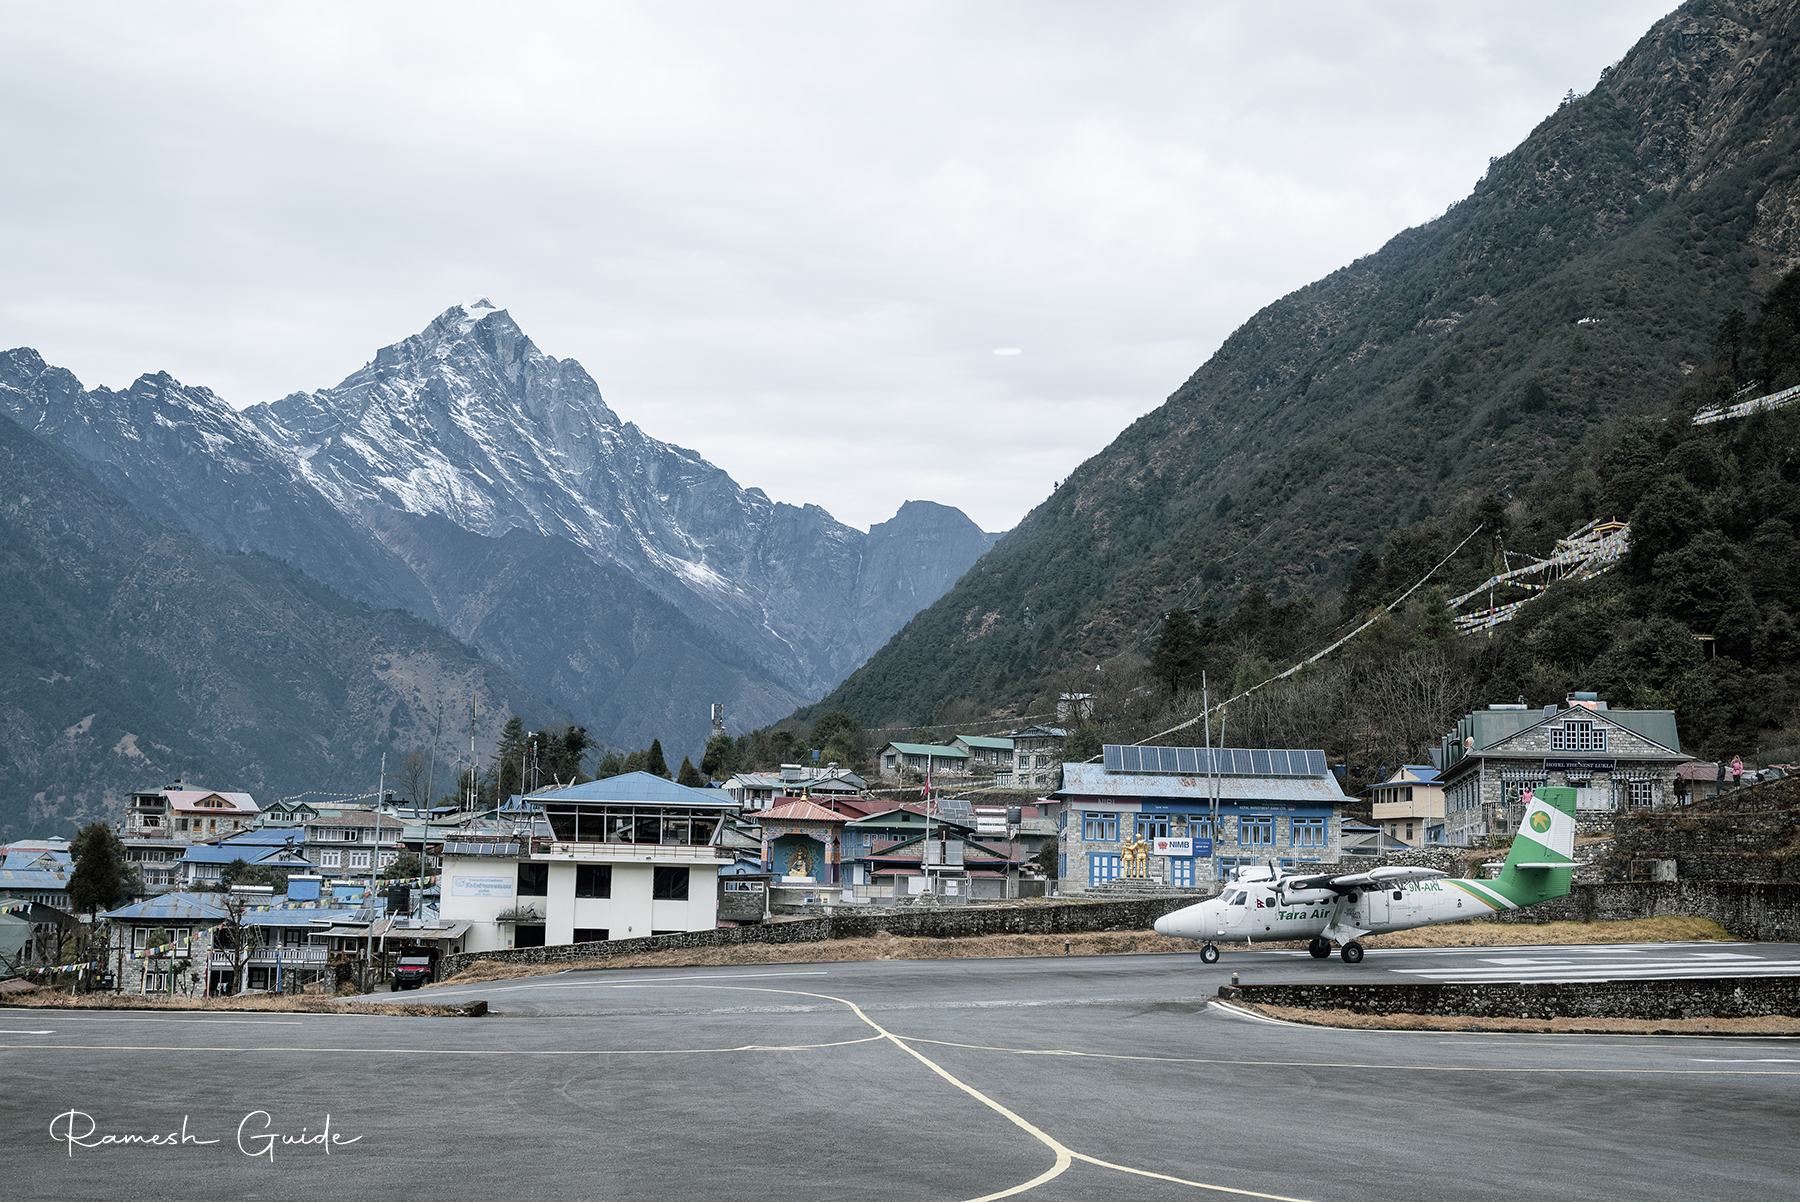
<box><xmin>1478</xmin><ymin>880</ymin><xmax>1800</xmax><ymax>940</ymax></box>
<box><xmin>439</xmin><ymin>896</ymin><xmax>1198</xmax><ymax>979</ymax></box>
<box><xmin>1231</xmin><ymin>976</ymin><xmax>1800</xmax><ymax>1019</ymax></box>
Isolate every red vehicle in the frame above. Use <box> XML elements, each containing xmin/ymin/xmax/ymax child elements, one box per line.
<box><xmin>390</xmin><ymin>955</ymin><xmax>435</xmax><ymax>991</ymax></box>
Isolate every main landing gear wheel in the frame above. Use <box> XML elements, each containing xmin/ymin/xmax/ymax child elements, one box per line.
<box><xmin>1200</xmin><ymin>944</ymin><xmax>1221</xmax><ymax>964</ymax></box>
<box><xmin>1307</xmin><ymin>938</ymin><xmax>1330</xmax><ymax>959</ymax></box>
<box><xmin>1340</xmin><ymin>941</ymin><xmax>1365</xmax><ymax>964</ymax></box>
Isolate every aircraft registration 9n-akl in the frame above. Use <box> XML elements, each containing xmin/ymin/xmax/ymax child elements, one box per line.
<box><xmin>1153</xmin><ymin>786</ymin><xmax>1578</xmax><ymax>964</ymax></box>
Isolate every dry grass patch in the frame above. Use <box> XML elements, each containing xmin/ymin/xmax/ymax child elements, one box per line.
<box><xmin>0</xmin><ymin>990</ymin><xmax>470</xmax><ymax>1017</ymax></box>
<box><xmin>1249</xmin><ymin>1005</ymin><xmax>1800</xmax><ymax>1036</ymax></box>
<box><xmin>437</xmin><ymin>930</ymin><xmax>1196</xmax><ymax>986</ymax></box>
<box><xmin>435</xmin><ymin>917</ymin><xmax>1735</xmax><ymax>987</ymax></box>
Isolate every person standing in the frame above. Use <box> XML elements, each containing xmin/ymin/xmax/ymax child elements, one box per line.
<box><xmin>1732</xmin><ymin>756</ymin><xmax>1745</xmax><ymax>787</ymax></box>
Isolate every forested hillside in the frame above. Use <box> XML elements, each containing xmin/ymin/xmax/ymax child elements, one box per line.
<box><xmin>812</xmin><ymin>0</ymin><xmax>1800</xmax><ymax>743</ymax></box>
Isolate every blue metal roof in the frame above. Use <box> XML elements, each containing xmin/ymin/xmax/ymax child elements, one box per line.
<box><xmin>3</xmin><ymin>847</ymin><xmax>73</xmax><ymax>871</ymax></box>
<box><xmin>534</xmin><ymin>771</ymin><xmax>739</xmax><ymax>808</ymax></box>
<box><xmin>217</xmin><ymin>828</ymin><xmax>309</xmax><ymax>847</ymax></box>
<box><xmin>0</xmin><ymin>868</ymin><xmax>70</xmax><ymax>891</ymax></box>
<box><xmin>100</xmin><ymin>893</ymin><xmax>232</xmax><ymax>922</ymax></box>
<box><xmin>178</xmin><ymin>844</ymin><xmax>312</xmax><ymax>866</ymax></box>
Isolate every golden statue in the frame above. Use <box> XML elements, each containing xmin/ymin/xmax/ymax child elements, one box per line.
<box><xmin>787</xmin><ymin>846</ymin><xmax>813</xmax><ymax>878</ymax></box>
<box><xmin>1121</xmin><ymin>834</ymin><xmax>1151</xmax><ymax>879</ymax></box>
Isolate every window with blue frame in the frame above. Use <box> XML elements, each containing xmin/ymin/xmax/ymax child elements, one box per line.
<box><xmin>1082</xmin><ymin>812</ymin><xmax>1119</xmax><ymax>841</ymax></box>
<box><xmin>1170</xmin><ymin>858</ymin><xmax>1195</xmax><ymax>888</ymax></box>
<box><xmin>1239</xmin><ymin>816</ymin><xmax>1274</xmax><ymax>846</ymax></box>
<box><xmin>1181</xmin><ymin>817</ymin><xmax>1212</xmax><ymax>840</ymax></box>
<box><xmin>1217</xmin><ymin>856</ymin><xmax>1251</xmax><ymax>880</ymax></box>
<box><xmin>1135</xmin><ymin>815</ymin><xmax>1169</xmax><ymax>840</ymax></box>
<box><xmin>1291</xmin><ymin>818</ymin><xmax>1327</xmax><ymax>848</ymax></box>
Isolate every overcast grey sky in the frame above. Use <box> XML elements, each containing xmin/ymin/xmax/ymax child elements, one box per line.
<box><xmin>0</xmin><ymin>1</ymin><xmax>1679</xmax><ymax>532</ymax></box>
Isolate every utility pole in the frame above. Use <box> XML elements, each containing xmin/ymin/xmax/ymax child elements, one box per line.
<box><xmin>426</xmin><ymin>701</ymin><xmax>444</xmax><ymax>815</ymax></box>
<box><xmin>467</xmin><ymin>692</ymin><xmax>478</xmax><ymax>811</ymax></box>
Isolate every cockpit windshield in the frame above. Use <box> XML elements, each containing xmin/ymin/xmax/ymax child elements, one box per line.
<box><xmin>1227</xmin><ymin>890</ymin><xmax>1248</xmax><ymax>906</ymax></box>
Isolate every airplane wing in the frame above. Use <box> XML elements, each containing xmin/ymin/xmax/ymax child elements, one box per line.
<box><xmin>1282</xmin><ymin>865</ymin><xmax>1449</xmax><ymax>894</ymax></box>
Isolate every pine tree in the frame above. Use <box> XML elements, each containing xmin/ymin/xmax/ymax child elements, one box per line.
<box><xmin>1150</xmin><ymin>608</ymin><xmax>1201</xmax><ymax>695</ymax></box>
<box><xmin>676</xmin><ymin>756</ymin><xmax>704</xmax><ymax>787</ymax></box>
<box><xmin>68</xmin><ymin>822</ymin><xmax>126</xmax><ymax>916</ymax></box>
<box><xmin>493</xmin><ymin>714</ymin><xmax>528</xmax><ymax>798</ymax></box>
<box><xmin>646</xmin><ymin>739</ymin><xmax>670</xmax><ymax>778</ymax></box>
<box><xmin>700</xmin><ymin>732</ymin><xmax>736</xmax><ymax>779</ymax></box>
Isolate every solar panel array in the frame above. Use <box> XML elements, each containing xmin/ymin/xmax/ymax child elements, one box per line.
<box><xmin>442</xmin><ymin>841</ymin><xmax>520</xmax><ymax>856</ymax></box>
<box><xmin>933</xmin><ymin>798</ymin><xmax>977</xmax><ymax>822</ymax></box>
<box><xmin>1101</xmin><ymin>746</ymin><xmax>1327</xmax><ymax>777</ymax></box>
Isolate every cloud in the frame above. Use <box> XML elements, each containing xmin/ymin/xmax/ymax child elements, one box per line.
<box><xmin>0</xmin><ymin>1</ymin><xmax>1679</xmax><ymax>530</ymax></box>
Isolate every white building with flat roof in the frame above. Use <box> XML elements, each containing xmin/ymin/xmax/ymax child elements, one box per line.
<box><xmin>438</xmin><ymin>772</ymin><xmax>738</xmax><ymax>952</ymax></box>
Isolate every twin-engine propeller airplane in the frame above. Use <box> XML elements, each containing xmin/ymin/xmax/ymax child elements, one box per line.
<box><xmin>1153</xmin><ymin>786</ymin><xmax>1578</xmax><ymax>963</ymax></box>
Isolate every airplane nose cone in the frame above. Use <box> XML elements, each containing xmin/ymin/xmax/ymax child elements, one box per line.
<box><xmin>1153</xmin><ymin>914</ymin><xmax>1171</xmax><ymax>936</ymax></box>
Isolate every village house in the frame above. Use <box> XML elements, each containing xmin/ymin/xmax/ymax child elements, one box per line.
<box><xmin>1370</xmin><ymin>765</ymin><xmax>1446</xmax><ymax>847</ymax></box>
<box><xmin>1439</xmin><ymin>693</ymin><xmax>1690</xmax><ymax>846</ymax></box>
<box><xmin>437</xmin><ymin>772</ymin><xmax>738</xmax><ymax>952</ymax></box>
<box><xmin>0</xmin><ymin>840</ymin><xmax>72</xmax><ymax>909</ymax></box>
<box><xmin>1007</xmin><ymin>725</ymin><xmax>1068</xmax><ymax>791</ymax></box>
<box><xmin>875</xmin><ymin>741</ymin><xmax>970</xmax><ymax>783</ymax></box>
<box><xmin>722</xmin><ymin>765</ymin><xmax>868</xmax><ymax>811</ymax></box>
<box><xmin>950</xmin><ymin>735</ymin><xmax>1014</xmax><ymax>776</ymax></box>
<box><xmin>839</xmin><ymin>806</ymin><xmax>978</xmax><ymax>888</ymax></box>
<box><xmin>176</xmin><ymin>837</ymin><xmax>320</xmax><ymax>888</ymax></box>
<box><xmin>122</xmin><ymin>783</ymin><xmax>260</xmax><ymax>842</ymax></box>
<box><xmin>1048</xmin><ymin>745</ymin><xmax>1347</xmax><ymax>892</ymax></box>
<box><xmin>850</xmin><ymin>829</ymin><xmax>1027</xmax><ymax>902</ymax></box>
<box><xmin>302</xmin><ymin>811</ymin><xmax>406</xmax><ymax>875</ymax></box>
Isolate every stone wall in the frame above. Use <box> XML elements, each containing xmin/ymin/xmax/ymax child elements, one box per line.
<box><xmin>1231</xmin><ymin>976</ymin><xmax>1800</xmax><ymax>1019</ymax></box>
<box><xmin>439</xmin><ymin>896</ymin><xmax>1199</xmax><ymax>979</ymax></box>
<box><xmin>1607</xmin><ymin>776</ymin><xmax>1800</xmax><ymax>882</ymax></box>
<box><xmin>1477</xmin><ymin>880</ymin><xmax>1800</xmax><ymax>940</ymax></box>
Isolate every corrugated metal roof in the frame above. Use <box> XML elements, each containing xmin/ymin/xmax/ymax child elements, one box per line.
<box><xmin>880</xmin><ymin>742</ymin><xmax>969</xmax><ymax>758</ymax></box>
<box><xmin>534</xmin><ymin>772</ymin><xmax>737</xmax><ymax>808</ymax></box>
<box><xmin>758</xmin><ymin>799</ymin><xmax>849</xmax><ymax>824</ymax></box>
<box><xmin>100</xmin><ymin>893</ymin><xmax>232</xmax><ymax>922</ymax></box>
<box><xmin>0</xmin><ymin>868</ymin><xmax>70</xmax><ymax>890</ymax></box>
<box><xmin>955</xmin><ymin>736</ymin><xmax>1014</xmax><ymax>750</ymax></box>
<box><xmin>179</xmin><ymin>844</ymin><xmax>313</xmax><ymax>865</ymax></box>
<box><xmin>1057</xmin><ymin>762</ymin><xmax>1348</xmax><ymax>804</ymax></box>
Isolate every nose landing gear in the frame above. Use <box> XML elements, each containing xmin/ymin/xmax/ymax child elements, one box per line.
<box><xmin>1200</xmin><ymin>944</ymin><xmax>1220</xmax><ymax>964</ymax></box>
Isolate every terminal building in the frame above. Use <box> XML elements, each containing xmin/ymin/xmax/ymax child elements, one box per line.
<box><xmin>1047</xmin><ymin>745</ymin><xmax>1347</xmax><ymax>892</ymax></box>
<box><xmin>437</xmin><ymin>772</ymin><xmax>739</xmax><ymax>951</ymax></box>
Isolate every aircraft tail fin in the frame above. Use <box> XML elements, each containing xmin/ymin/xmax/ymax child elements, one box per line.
<box><xmin>1489</xmin><ymin>786</ymin><xmax>1577</xmax><ymax>908</ymax></box>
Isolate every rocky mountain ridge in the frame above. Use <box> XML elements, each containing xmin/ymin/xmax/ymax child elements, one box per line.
<box><xmin>1</xmin><ymin>303</ymin><xmax>999</xmax><ymax>757</ymax></box>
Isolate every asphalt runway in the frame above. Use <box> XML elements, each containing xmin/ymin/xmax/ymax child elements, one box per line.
<box><xmin>5</xmin><ymin>945</ymin><xmax>1799</xmax><ymax>1202</ymax></box>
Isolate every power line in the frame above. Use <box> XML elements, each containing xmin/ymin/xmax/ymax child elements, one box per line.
<box><xmin>1104</xmin><ymin>522</ymin><xmax>1487</xmax><ymax>755</ymax></box>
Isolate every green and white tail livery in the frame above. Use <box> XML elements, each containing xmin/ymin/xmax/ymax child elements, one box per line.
<box><xmin>1444</xmin><ymin>785</ymin><xmax>1577</xmax><ymax>914</ymax></box>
